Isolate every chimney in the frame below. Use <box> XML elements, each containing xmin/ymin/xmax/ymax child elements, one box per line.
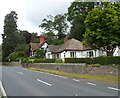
<box><xmin>40</xmin><ymin>34</ymin><xmax>44</xmax><ymax>43</ymax></box>
<box><xmin>64</xmin><ymin>37</ymin><xmax>68</xmax><ymax>43</ymax></box>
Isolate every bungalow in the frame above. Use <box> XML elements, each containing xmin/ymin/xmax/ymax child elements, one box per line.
<box><xmin>30</xmin><ymin>34</ymin><xmax>120</xmax><ymax>59</ymax></box>
<box><xmin>45</xmin><ymin>38</ymin><xmax>106</xmax><ymax>60</ymax></box>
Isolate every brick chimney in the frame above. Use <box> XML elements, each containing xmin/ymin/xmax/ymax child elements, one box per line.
<box><xmin>64</xmin><ymin>36</ymin><xmax>68</xmax><ymax>43</ymax></box>
<box><xmin>40</xmin><ymin>34</ymin><xmax>44</xmax><ymax>43</ymax></box>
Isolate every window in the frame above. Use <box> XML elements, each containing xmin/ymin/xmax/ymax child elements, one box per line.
<box><xmin>47</xmin><ymin>54</ymin><xmax>50</xmax><ymax>58</ymax></box>
<box><xmin>70</xmin><ymin>52</ymin><xmax>76</xmax><ymax>58</ymax></box>
<box><xmin>87</xmin><ymin>51</ymin><xmax>94</xmax><ymax>57</ymax></box>
<box><xmin>64</xmin><ymin>53</ymin><xmax>65</xmax><ymax>58</ymax></box>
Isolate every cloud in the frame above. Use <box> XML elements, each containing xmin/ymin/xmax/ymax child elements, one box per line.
<box><xmin>0</xmin><ymin>0</ymin><xmax>74</xmax><ymax>44</ymax></box>
<box><xmin>25</xmin><ymin>0</ymin><xmax>73</xmax><ymax>26</ymax></box>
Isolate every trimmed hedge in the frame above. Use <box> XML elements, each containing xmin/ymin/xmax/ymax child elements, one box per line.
<box><xmin>65</xmin><ymin>56</ymin><xmax>120</xmax><ymax>65</ymax></box>
<box><xmin>55</xmin><ymin>59</ymin><xmax>63</xmax><ymax>63</ymax></box>
<box><xmin>34</xmin><ymin>58</ymin><xmax>55</xmax><ymax>63</ymax></box>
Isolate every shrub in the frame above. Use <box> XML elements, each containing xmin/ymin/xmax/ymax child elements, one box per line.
<box><xmin>55</xmin><ymin>59</ymin><xmax>63</xmax><ymax>63</ymax></box>
<box><xmin>65</xmin><ymin>56</ymin><xmax>120</xmax><ymax>65</ymax></box>
<box><xmin>34</xmin><ymin>58</ymin><xmax>55</xmax><ymax>63</ymax></box>
<box><xmin>35</xmin><ymin>49</ymin><xmax>45</xmax><ymax>58</ymax></box>
<box><xmin>7</xmin><ymin>52</ymin><xmax>19</xmax><ymax>61</ymax></box>
<box><xmin>22</xmin><ymin>58</ymin><xmax>29</xmax><ymax>63</ymax></box>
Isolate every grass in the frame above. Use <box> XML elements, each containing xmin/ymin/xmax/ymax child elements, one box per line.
<box><xmin>0</xmin><ymin>65</ymin><xmax>13</xmax><ymax>67</ymax></box>
<box><xmin>27</xmin><ymin>67</ymin><xmax>119</xmax><ymax>83</ymax></box>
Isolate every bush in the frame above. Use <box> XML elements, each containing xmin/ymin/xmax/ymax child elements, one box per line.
<box><xmin>65</xmin><ymin>56</ymin><xmax>120</xmax><ymax>65</ymax></box>
<box><xmin>55</xmin><ymin>59</ymin><xmax>63</xmax><ymax>63</ymax></box>
<box><xmin>34</xmin><ymin>58</ymin><xmax>55</xmax><ymax>63</ymax></box>
<box><xmin>7</xmin><ymin>52</ymin><xmax>19</xmax><ymax>61</ymax></box>
<box><xmin>22</xmin><ymin>58</ymin><xmax>29</xmax><ymax>63</ymax></box>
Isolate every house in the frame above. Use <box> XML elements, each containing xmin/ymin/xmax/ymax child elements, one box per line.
<box><xmin>30</xmin><ymin>34</ymin><xmax>48</xmax><ymax>56</ymax></box>
<box><xmin>45</xmin><ymin>38</ymin><xmax>106</xmax><ymax>60</ymax></box>
<box><xmin>30</xmin><ymin>34</ymin><xmax>120</xmax><ymax>59</ymax></box>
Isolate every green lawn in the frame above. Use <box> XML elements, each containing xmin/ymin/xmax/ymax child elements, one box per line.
<box><xmin>27</xmin><ymin>67</ymin><xmax>119</xmax><ymax>83</ymax></box>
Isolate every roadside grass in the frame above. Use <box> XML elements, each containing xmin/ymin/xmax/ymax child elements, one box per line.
<box><xmin>0</xmin><ymin>65</ymin><xmax>13</xmax><ymax>67</ymax></box>
<box><xmin>27</xmin><ymin>67</ymin><xmax>119</xmax><ymax>83</ymax></box>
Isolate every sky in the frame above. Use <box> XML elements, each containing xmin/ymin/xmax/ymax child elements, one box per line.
<box><xmin>0</xmin><ymin>0</ymin><xmax>74</xmax><ymax>44</ymax></box>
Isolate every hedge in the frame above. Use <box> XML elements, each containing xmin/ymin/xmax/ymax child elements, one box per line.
<box><xmin>65</xmin><ymin>56</ymin><xmax>120</xmax><ymax>65</ymax></box>
<box><xmin>55</xmin><ymin>59</ymin><xmax>63</xmax><ymax>63</ymax></box>
<box><xmin>34</xmin><ymin>58</ymin><xmax>55</xmax><ymax>63</ymax></box>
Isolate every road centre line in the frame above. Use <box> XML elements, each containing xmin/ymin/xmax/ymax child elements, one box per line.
<box><xmin>73</xmin><ymin>79</ymin><xmax>80</xmax><ymax>82</ymax></box>
<box><xmin>37</xmin><ymin>79</ymin><xmax>52</xmax><ymax>86</ymax></box>
<box><xmin>108</xmin><ymin>87</ymin><xmax>120</xmax><ymax>91</ymax></box>
<box><xmin>87</xmin><ymin>82</ymin><xmax>96</xmax><ymax>86</ymax></box>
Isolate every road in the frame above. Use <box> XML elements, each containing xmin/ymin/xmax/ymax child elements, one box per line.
<box><xmin>0</xmin><ymin>66</ymin><xmax>119</xmax><ymax>96</ymax></box>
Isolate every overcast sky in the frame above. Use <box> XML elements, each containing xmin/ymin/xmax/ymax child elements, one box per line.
<box><xmin>0</xmin><ymin>0</ymin><xmax>74</xmax><ymax>44</ymax></box>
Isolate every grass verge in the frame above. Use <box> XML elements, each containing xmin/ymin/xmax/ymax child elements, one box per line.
<box><xmin>0</xmin><ymin>65</ymin><xmax>13</xmax><ymax>67</ymax></box>
<box><xmin>27</xmin><ymin>67</ymin><xmax>119</xmax><ymax>83</ymax></box>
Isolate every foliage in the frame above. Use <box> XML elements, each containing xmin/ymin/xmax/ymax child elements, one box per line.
<box><xmin>35</xmin><ymin>49</ymin><xmax>45</xmax><ymax>58</ymax></box>
<box><xmin>39</xmin><ymin>14</ymin><xmax>68</xmax><ymax>39</ymax></box>
<box><xmin>44</xmin><ymin>32</ymin><xmax>64</xmax><ymax>45</ymax></box>
<box><xmin>7</xmin><ymin>51</ymin><xmax>27</xmax><ymax>62</ymax></box>
<box><xmin>65</xmin><ymin>56</ymin><xmax>120</xmax><ymax>65</ymax></box>
<box><xmin>84</xmin><ymin>2</ymin><xmax>120</xmax><ymax>56</ymax></box>
<box><xmin>2</xmin><ymin>11</ymin><xmax>18</xmax><ymax>60</ymax></box>
<box><xmin>34</xmin><ymin>58</ymin><xmax>55</xmax><ymax>63</ymax></box>
<box><xmin>14</xmin><ymin>44</ymin><xmax>29</xmax><ymax>56</ymax></box>
<box><xmin>2</xmin><ymin>11</ymin><xmax>26</xmax><ymax>61</ymax></box>
<box><xmin>55</xmin><ymin>59</ymin><xmax>63</xmax><ymax>63</ymax></box>
<box><xmin>67</xmin><ymin>2</ymin><xmax>98</xmax><ymax>41</ymax></box>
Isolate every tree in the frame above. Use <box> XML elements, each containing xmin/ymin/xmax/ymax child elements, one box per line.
<box><xmin>83</xmin><ymin>2</ymin><xmax>120</xmax><ymax>56</ymax></box>
<box><xmin>67</xmin><ymin>1</ymin><xmax>99</xmax><ymax>41</ymax></box>
<box><xmin>35</xmin><ymin>49</ymin><xmax>45</xmax><ymax>58</ymax></box>
<box><xmin>2</xmin><ymin>11</ymin><xmax>18</xmax><ymax>60</ymax></box>
<box><xmin>39</xmin><ymin>14</ymin><xmax>68</xmax><ymax>39</ymax></box>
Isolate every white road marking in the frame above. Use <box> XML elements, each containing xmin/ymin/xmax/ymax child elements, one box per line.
<box><xmin>37</xmin><ymin>79</ymin><xmax>52</xmax><ymax>86</ymax></box>
<box><xmin>44</xmin><ymin>73</ymin><xmax>58</xmax><ymax>77</ymax></box>
<box><xmin>58</xmin><ymin>76</ymin><xmax>68</xmax><ymax>79</ymax></box>
<box><xmin>75</xmin><ymin>93</ymin><xmax>78</xmax><ymax>96</ymax></box>
<box><xmin>73</xmin><ymin>79</ymin><xmax>80</xmax><ymax>82</ymax></box>
<box><xmin>0</xmin><ymin>81</ymin><xmax>7</xmax><ymax>97</ymax></box>
<box><xmin>18</xmin><ymin>72</ymin><xmax>23</xmax><ymax>74</ymax></box>
<box><xmin>44</xmin><ymin>72</ymin><xmax>68</xmax><ymax>79</ymax></box>
<box><xmin>87</xmin><ymin>82</ymin><xmax>96</xmax><ymax>86</ymax></box>
<box><xmin>108</xmin><ymin>87</ymin><xmax>120</xmax><ymax>91</ymax></box>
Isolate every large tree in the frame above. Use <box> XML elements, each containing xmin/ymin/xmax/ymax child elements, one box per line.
<box><xmin>39</xmin><ymin>14</ymin><xmax>68</xmax><ymax>39</ymax></box>
<box><xmin>83</xmin><ymin>2</ymin><xmax>120</xmax><ymax>56</ymax></box>
<box><xmin>67</xmin><ymin>1</ymin><xmax>99</xmax><ymax>41</ymax></box>
<box><xmin>2</xmin><ymin>11</ymin><xmax>25</xmax><ymax>61</ymax></box>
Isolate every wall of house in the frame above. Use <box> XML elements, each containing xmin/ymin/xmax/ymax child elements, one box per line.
<box><xmin>60</xmin><ymin>50</ymin><xmax>106</xmax><ymax>59</ymax></box>
<box><xmin>113</xmin><ymin>46</ymin><xmax>120</xmax><ymax>56</ymax></box>
<box><xmin>46</xmin><ymin>51</ymin><xmax>53</xmax><ymax>59</ymax></box>
<box><xmin>41</xmin><ymin>43</ymin><xmax>48</xmax><ymax>50</ymax></box>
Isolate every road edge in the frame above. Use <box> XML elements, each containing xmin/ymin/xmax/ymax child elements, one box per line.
<box><xmin>0</xmin><ymin>81</ymin><xmax>7</xmax><ymax>97</ymax></box>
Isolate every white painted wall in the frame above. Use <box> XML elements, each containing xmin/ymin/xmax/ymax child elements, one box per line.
<box><xmin>113</xmin><ymin>46</ymin><xmax>120</xmax><ymax>56</ymax></box>
<box><xmin>58</xmin><ymin>50</ymin><xmax>106</xmax><ymax>59</ymax></box>
<box><xmin>41</xmin><ymin>43</ymin><xmax>48</xmax><ymax>50</ymax></box>
<box><xmin>46</xmin><ymin>51</ymin><xmax>53</xmax><ymax>59</ymax></box>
